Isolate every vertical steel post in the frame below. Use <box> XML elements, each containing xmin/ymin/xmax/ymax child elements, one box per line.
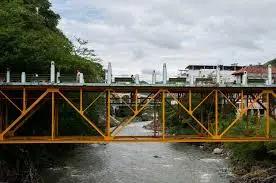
<box><xmin>177</xmin><ymin>93</ymin><xmax>180</xmax><ymax>121</ymax></box>
<box><xmin>266</xmin><ymin>92</ymin><xmax>270</xmax><ymax>138</ymax></box>
<box><xmin>80</xmin><ymin>88</ymin><xmax>83</xmax><ymax>113</ymax></box>
<box><xmin>5</xmin><ymin>100</ymin><xmax>8</xmax><ymax>129</ymax></box>
<box><xmin>162</xmin><ymin>90</ymin><xmax>165</xmax><ymax>140</ymax></box>
<box><xmin>246</xmin><ymin>94</ymin><xmax>249</xmax><ymax>129</ymax></box>
<box><xmin>135</xmin><ymin>89</ymin><xmax>138</xmax><ymax>113</ymax></box>
<box><xmin>55</xmin><ymin>99</ymin><xmax>58</xmax><ymax>137</ymax></box>
<box><xmin>23</xmin><ymin>88</ymin><xmax>26</xmax><ymax>111</ymax></box>
<box><xmin>0</xmin><ymin>100</ymin><xmax>2</xmax><ymax>132</ymax></box>
<box><xmin>241</xmin><ymin>90</ymin><xmax>244</xmax><ymax>111</ymax></box>
<box><xmin>106</xmin><ymin>90</ymin><xmax>111</xmax><ymax>138</ymax></box>
<box><xmin>189</xmin><ymin>89</ymin><xmax>192</xmax><ymax>112</ymax></box>
<box><xmin>200</xmin><ymin>93</ymin><xmax>204</xmax><ymax>135</ymax></box>
<box><xmin>51</xmin><ymin>92</ymin><xmax>55</xmax><ymax>139</ymax></box>
<box><xmin>153</xmin><ymin>98</ymin><xmax>156</xmax><ymax>137</ymax></box>
<box><xmin>215</xmin><ymin>90</ymin><xmax>218</xmax><ymax>136</ymax></box>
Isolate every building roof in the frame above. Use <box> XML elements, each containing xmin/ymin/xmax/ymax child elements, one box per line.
<box><xmin>185</xmin><ymin>65</ymin><xmax>244</xmax><ymax>71</ymax></box>
<box><xmin>232</xmin><ymin>66</ymin><xmax>276</xmax><ymax>75</ymax></box>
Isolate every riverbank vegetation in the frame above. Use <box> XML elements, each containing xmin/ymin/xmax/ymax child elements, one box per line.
<box><xmin>165</xmin><ymin>99</ymin><xmax>276</xmax><ymax>182</ymax></box>
<box><xmin>225</xmin><ymin>117</ymin><xmax>276</xmax><ymax>182</ymax></box>
<box><xmin>0</xmin><ymin>0</ymin><xmax>104</xmax><ymax>182</ymax></box>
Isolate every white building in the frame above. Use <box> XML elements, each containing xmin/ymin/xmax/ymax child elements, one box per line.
<box><xmin>232</xmin><ymin>65</ymin><xmax>276</xmax><ymax>84</ymax></box>
<box><xmin>178</xmin><ymin>64</ymin><xmax>244</xmax><ymax>84</ymax></box>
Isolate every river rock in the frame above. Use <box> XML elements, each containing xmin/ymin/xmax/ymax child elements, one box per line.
<box><xmin>212</xmin><ymin>148</ymin><xmax>223</xmax><ymax>154</ymax></box>
<box><xmin>199</xmin><ymin>145</ymin><xmax>204</xmax><ymax>149</ymax></box>
<box><xmin>153</xmin><ymin>155</ymin><xmax>161</xmax><ymax>158</ymax></box>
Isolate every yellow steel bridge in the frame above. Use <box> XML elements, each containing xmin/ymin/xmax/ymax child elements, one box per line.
<box><xmin>0</xmin><ymin>83</ymin><xmax>275</xmax><ymax>143</ymax></box>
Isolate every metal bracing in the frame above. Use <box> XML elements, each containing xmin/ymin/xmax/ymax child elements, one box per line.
<box><xmin>111</xmin><ymin>90</ymin><xmax>162</xmax><ymax>136</ymax></box>
<box><xmin>0</xmin><ymin>85</ymin><xmax>275</xmax><ymax>143</ymax></box>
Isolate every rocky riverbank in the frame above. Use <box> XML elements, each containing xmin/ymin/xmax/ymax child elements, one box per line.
<box><xmin>201</xmin><ymin>143</ymin><xmax>276</xmax><ymax>183</ymax></box>
<box><xmin>230</xmin><ymin>167</ymin><xmax>276</xmax><ymax>183</ymax></box>
<box><xmin>144</xmin><ymin>121</ymin><xmax>276</xmax><ymax>183</ymax></box>
<box><xmin>0</xmin><ymin>144</ymin><xmax>78</xmax><ymax>183</ymax></box>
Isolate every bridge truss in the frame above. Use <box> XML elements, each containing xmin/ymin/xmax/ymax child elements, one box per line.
<box><xmin>0</xmin><ymin>84</ymin><xmax>275</xmax><ymax>143</ymax></box>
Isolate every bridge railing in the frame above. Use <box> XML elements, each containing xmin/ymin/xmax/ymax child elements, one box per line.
<box><xmin>0</xmin><ymin>73</ymin><xmax>82</xmax><ymax>83</ymax></box>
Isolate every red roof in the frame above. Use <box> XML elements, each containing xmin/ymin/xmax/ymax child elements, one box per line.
<box><xmin>232</xmin><ymin>66</ymin><xmax>276</xmax><ymax>75</ymax></box>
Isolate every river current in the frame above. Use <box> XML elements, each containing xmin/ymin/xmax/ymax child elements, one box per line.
<box><xmin>41</xmin><ymin>121</ymin><xmax>230</xmax><ymax>183</ymax></box>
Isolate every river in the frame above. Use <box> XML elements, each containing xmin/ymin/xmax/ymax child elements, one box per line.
<box><xmin>41</xmin><ymin>121</ymin><xmax>231</xmax><ymax>183</ymax></box>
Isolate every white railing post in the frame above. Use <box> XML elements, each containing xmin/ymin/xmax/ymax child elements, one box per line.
<box><xmin>56</xmin><ymin>72</ymin><xmax>60</xmax><ymax>83</ymax></box>
<box><xmin>190</xmin><ymin>75</ymin><xmax>194</xmax><ymax>85</ymax></box>
<box><xmin>152</xmin><ymin>70</ymin><xmax>156</xmax><ymax>84</ymax></box>
<box><xmin>216</xmin><ymin>65</ymin><xmax>220</xmax><ymax>84</ymax></box>
<box><xmin>104</xmin><ymin>69</ymin><xmax>108</xmax><ymax>84</ymax></box>
<box><xmin>79</xmin><ymin>73</ymin><xmax>84</xmax><ymax>83</ymax></box>
<box><xmin>50</xmin><ymin>61</ymin><xmax>55</xmax><ymax>83</ymax></box>
<box><xmin>242</xmin><ymin>71</ymin><xmax>247</xmax><ymax>85</ymax></box>
<box><xmin>268</xmin><ymin>64</ymin><xmax>272</xmax><ymax>85</ymax></box>
<box><xmin>107</xmin><ymin>62</ymin><xmax>112</xmax><ymax>84</ymax></box>
<box><xmin>163</xmin><ymin>63</ymin><xmax>167</xmax><ymax>84</ymax></box>
<box><xmin>21</xmin><ymin>72</ymin><xmax>26</xmax><ymax>83</ymax></box>
<box><xmin>6</xmin><ymin>69</ymin><xmax>10</xmax><ymax>83</ymax></box>
<box><xmin>135</xmin><ymin>74</ymin><xmax>139</xmax><ymax>84</ymax></box>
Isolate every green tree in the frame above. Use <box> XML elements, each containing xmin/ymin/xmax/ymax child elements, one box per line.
<box><xmin>0</xmin><ymin>0</ymin><xmax>104</xmax><ymax>80</ymax></box>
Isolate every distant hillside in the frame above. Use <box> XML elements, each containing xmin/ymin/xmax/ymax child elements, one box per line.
<box><xmin>265</xmin><ymin>58</ymin><xmax>276</xmax><ymax>66</ymax></box>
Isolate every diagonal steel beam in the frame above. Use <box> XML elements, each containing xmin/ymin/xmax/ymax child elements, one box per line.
<box><xmin>192</xmin><ymin>90</ymin><xmax>215</xmax><ymax>113</ymax></box>
<box><xmin>57</xmin><ymin>91</ymin><xmax>105</xmax><ymax>137</ymax></box>
<box><xmin>0</xmin><ymin>90</ymin><xmax>49</xmax><ymax>140</ymax></box>
<box><xmin>219</xmin><ymin>91</ymin><xmax>264</xmax><ymax>137</ymax></box>
<box><xmin>219</xmin><ymin>90</ymin><xmax>239</xmax><ymax>111</ymax></box>
<box><xmin>83</xmin><ymin>91</ymin><xmax>106</xmax><ymax>113</ymax></box>
<box><xmin>111</xmin><ymin>90</ymin><xmax>162</xmax><ymax>137</ymax></box>
<box><xmin>9</xmin><ymin>99</ymin><xmax>48</xmax><ymax>136</ymax></box>
<box><xmin>111</xmin><ymin>93</ymin><xmax>135</xmax><ymax>114</ymax></box>
<box><xmin>167</xmin><ymin>90</ymin><xmax>213</xmax><ymax>137</ymax></box>
<box><xmin>138</xmin><ymin>92</ymin><xmax>154</xmax><ymax>108</ymax></box>
<box><xmin>0</xmin><ymin>90</ymin><xmax>22</xmax><ymax>112</ymax></box>
<box><xmin>184</xmin><ymin>120</ymin><xmax>202</xmax><ymax>136</ymax></box>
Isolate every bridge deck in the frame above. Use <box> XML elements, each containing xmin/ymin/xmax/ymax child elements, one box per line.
<box><xmin>1</xmin><ymin>136</ymin><xmax>276</xmax><ymax>143</ymax></box>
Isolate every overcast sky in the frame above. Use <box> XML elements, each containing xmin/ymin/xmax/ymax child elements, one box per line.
<box><xmin>51</xmin><ymin>0</ymin><xmax>276</xmax><ymax>78</ymax></box>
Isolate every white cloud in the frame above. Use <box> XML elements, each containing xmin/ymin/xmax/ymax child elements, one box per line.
<box><xmin>51</xmin><ymin>0</ymin><xmax>276</xmax><ymax>79</ymax></box>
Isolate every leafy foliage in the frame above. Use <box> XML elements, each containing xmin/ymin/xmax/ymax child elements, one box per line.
<box><xmin>265</xmin><ymin>58</ymin><xmax>276</xmax><ymax>66</ymax></box>
<box><xmin>0</xmin><ymin>0</ymin><xmax>105</xmax><ymax>135</ymax></box>
<box><xmin>0</xmin><ymin>0</ymin><xmax>104</xmax><ymax>82</ymax></box>
<box><xmin>0</xmin><ymin>1</ymin><xmax>107</xmax><ymax>182</ymax></box>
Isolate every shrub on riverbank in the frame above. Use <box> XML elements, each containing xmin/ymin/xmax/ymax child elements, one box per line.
<box><xmin>166</xmin><ymin>106</ymin><xmax>276</xmax><ymax>181</ymax></box>
<box><xmin>224</xmin><ymin>118</ymin><xmax>276</xmax><ymax>179</ymax></box>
